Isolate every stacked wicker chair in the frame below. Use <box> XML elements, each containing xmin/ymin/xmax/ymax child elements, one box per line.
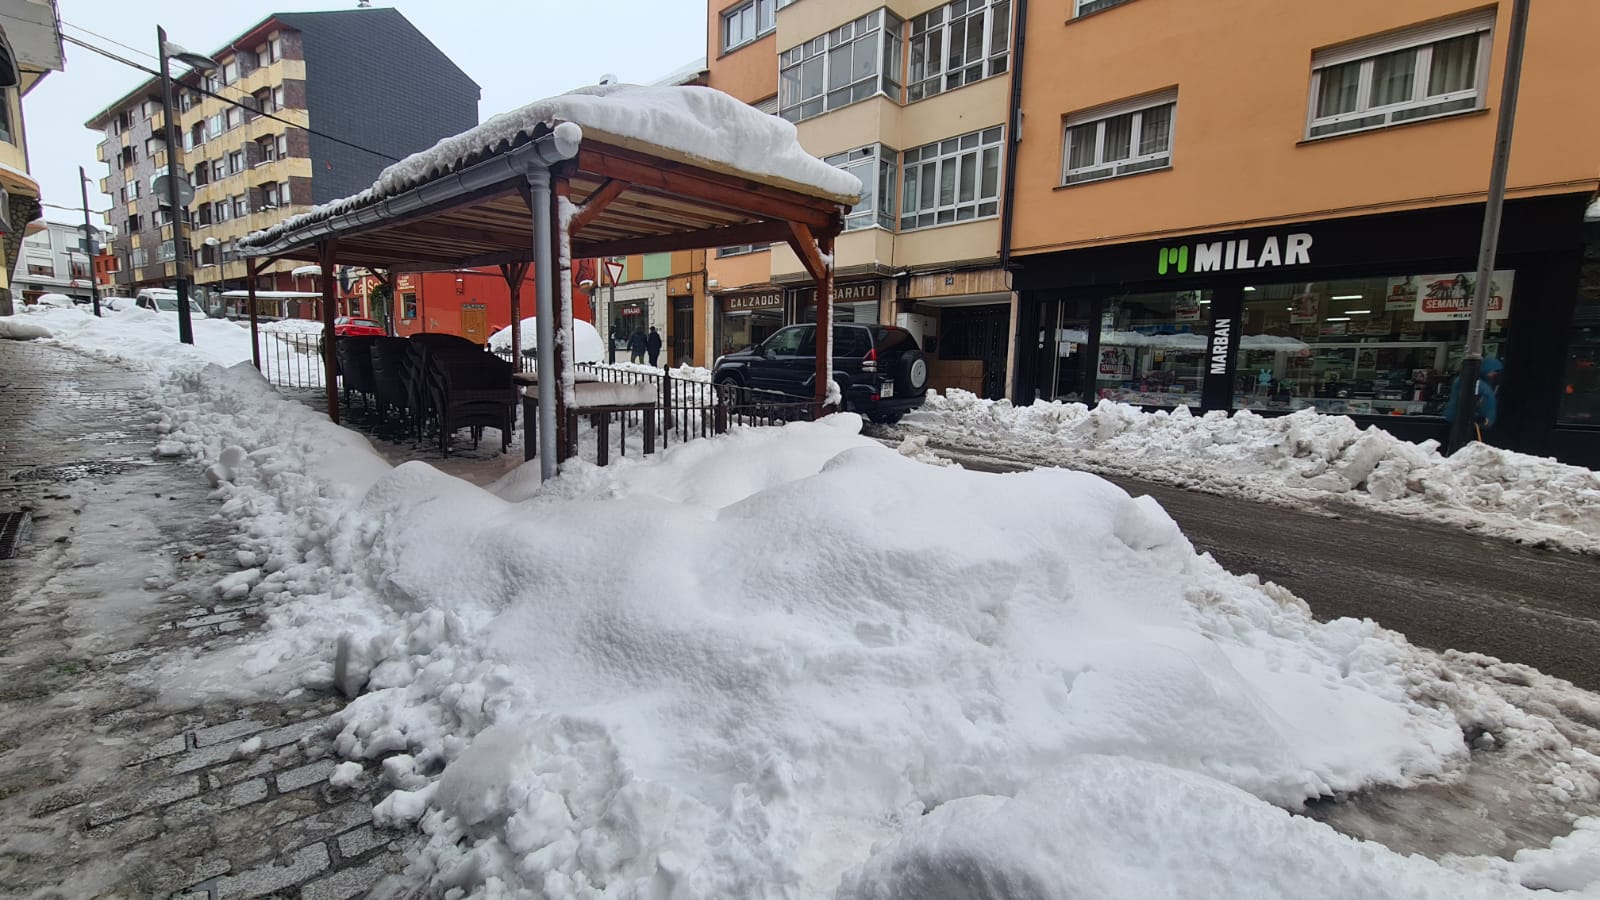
<box><xmin>334</xmin><ymin>335</ymin><xmax>378</xmax><ymax>409</ymax></box>
<box><xmin>406</xmin><ymin>334</ymin><xmax>517</xmax><ymax>454</ymax></box>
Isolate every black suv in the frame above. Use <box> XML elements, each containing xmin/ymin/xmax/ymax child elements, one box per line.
<box><xmin>712</xmin><ymin>323</ymin><xmax>929</xmax><ymax>424</ymax></box>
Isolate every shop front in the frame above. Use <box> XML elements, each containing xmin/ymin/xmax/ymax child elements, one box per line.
<box><xmin>1012</xmin><ymin>193</ymin><xmax>1598</xmax><ymax>467</ymax></box>
<box><xmin>715</xmin><ymin>287</ymin><xmax>785</xmax><ymax>358</ymax></box>
<box><xmin>795</xmin><ymin>279</ymin><xmax>884</xmax><ymax>325</ymax></box>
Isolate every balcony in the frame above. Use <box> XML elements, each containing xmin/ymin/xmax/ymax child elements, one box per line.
<box><xmin>95</xmin><ymin>144</ymin><xmax>106</xmax><ymax>163</ymax></box>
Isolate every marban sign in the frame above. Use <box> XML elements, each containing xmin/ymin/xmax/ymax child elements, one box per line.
<box><xmin>1209</xmin><ymin>318</ymin><xmax>1233</xmax><ymax>374</ymax></box>
<box><xmin>725</xmin><ymin>291</ymin><xmax>783</xmax><ymax>311</ymax></box>
<box><xmin>1159</xmin><ymin>233</ymin><xmax>1314</xmax><ymax>275</ymax></box>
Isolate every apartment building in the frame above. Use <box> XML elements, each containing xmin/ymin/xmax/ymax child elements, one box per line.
<box><xmin>704</xmin><ymin>0</ymin><xmax>1017</xmax><ymax>397</ymax></box>
<box><xmin>1007</xmin><ymin>0</ymin><xmax>1600</xmax><ymax>466</ymax></box>
<box><xmin>85</xmin><ymin>8</ymin><xmax>479</xmax><ymax>306</ymax></box>
<box><xmin>0</xmin><ymin>0</ymin><xmax>64</xmax><ymax>316</ymax></box>
<box><xmin>10</xmin><ymin>220</ymin><xmax>111</xmax><ymax>304</ymax></box>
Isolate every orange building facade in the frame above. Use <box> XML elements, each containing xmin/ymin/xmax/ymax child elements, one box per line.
<box><xmin>1007</xmin><ymin>0</ymin><xmax>1600</xmax><ymax>466</ymax></box>
<box><xmin>391</xmin><ymin>267</ymin><xmax>595</xmax><ymax>343</ymax></box>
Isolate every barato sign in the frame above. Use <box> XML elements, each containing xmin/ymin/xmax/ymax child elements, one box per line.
<box><xmin>1158</xmin><ymin>233</ymin><xmax>1314</xmax><ymax>275</ymax></box>
<box><xmin>795</xmin><ymin>280</ymin><xmax>881</xmax><ymax>304</ymax></box>
<box><xmin>724</xmin><ymin>291</ymin><xmax>784</xmax><ymax>311</ymax></box>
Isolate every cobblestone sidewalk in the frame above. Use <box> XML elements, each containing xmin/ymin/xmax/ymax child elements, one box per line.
<box><xmin>0</xmin><ymin>340</ymin><xmax>412</xmax><ymax>899</ymax></box>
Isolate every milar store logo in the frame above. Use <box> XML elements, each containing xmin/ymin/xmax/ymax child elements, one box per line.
<box><xmin>1158</xmin><ymin>232</ymin><xmax>1314</xmax><ymax>275</ymax></box>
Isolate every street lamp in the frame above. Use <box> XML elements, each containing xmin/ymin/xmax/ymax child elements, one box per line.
<box><xmin>156</xmin><ymin>27</ymin><xmax>218</xmax><ymax>345</ymax></box>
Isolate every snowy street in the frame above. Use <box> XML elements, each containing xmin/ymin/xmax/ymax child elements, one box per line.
<box><xmin>899</xmin><ymin>441</ymin><xmax>1600</xmax><ymax>692</ymax></box>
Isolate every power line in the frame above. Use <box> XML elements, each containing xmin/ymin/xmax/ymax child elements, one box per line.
<box><xmin>61</xmin><ymin>20</ymin><xmax>158</xmax><ymax>65</ymax></box>
<box><xmin>64</xmin><ymin>32</ymin><xmax>402</xmax><ymax>165</ymax></box>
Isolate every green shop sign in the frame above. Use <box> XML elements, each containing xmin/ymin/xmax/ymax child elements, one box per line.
<box><xmin>1158</xmin><ymin>232</ymin><xmax>1314</xmax><ymax>275</ymax></box>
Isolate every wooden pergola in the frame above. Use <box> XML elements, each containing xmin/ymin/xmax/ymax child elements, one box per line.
<box><xmin>238</xmin><ymin>92</ymin><xmax>856</xmax><ymax>481</ymax></box>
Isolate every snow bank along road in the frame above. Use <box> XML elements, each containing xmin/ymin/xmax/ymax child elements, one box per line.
<box><xmin>905</xmin><ymin>441</ymin><xmax>1600</xmax><ymax>694</ymax></box>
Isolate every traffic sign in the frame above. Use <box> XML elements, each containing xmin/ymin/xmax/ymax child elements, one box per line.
<box><xmin>153</xmin><ymin>174</ymin><xmax>195</xmax><ymax>208</ymax></box>
<box><xmin>604</xmin><ymin>259</ymin><xmax>625</xmax><ymax>287</ymax></box>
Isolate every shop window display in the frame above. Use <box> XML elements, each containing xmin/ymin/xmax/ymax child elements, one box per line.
<box><xmin>1558</xmin><ymin>240</ymin><xmax>1600</xmax><ymax>425</ymax></box>
<box><xmin>1234</xmin><ymin>272</ymin><xmax>1512</xmax><ymax>417</ymax></box>
<box><xmin>1083</xmin><ymin>290</ymin><xmax>1212</xmax><ymax>408</ymax></box>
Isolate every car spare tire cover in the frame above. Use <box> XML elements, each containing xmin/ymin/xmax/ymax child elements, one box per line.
<box><xmin>898</xmin><ymin>350</ymin><xmax>928</xmax><ymax>393</ymax></box>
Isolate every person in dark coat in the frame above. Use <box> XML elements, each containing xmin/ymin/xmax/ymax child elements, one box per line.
<box><xmin>646</xmin><ymin>326</ymin><xmax>663</xmax><ymax>367</ymax></box>
<box><xmin>1444</xmin><ymin>356</ymin><xmax>1504</xmax><ymax>438</ymax></box>
<box><xmin>629</xmin><ymin>328</ymin><xmax>648</xmax><ymax>364</ymax></box>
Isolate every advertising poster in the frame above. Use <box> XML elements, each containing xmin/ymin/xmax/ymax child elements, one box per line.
<box><xmin>1174</xmin><ymin>292</ymin><xmax>1203</xmax><ymax>323</ymax></box>
<box><xmin>1099</xmin><ymin>348</ymin><xmax>1131</xmax><ymax>378</ymax></box>
<box><xmin>1412</xmin><ymin>270</ymin><xmax>1514</xmax><ymax>321</ymax></box>
<box><xmin>1384</xmin><ymin>276</ymin><xmax>1420</xmax><ymax>312</ymax></box>
<box><xmin>1289</xmin><ymin>288</ymin><xmax>1322</xmax><ymax>324</ymax></box>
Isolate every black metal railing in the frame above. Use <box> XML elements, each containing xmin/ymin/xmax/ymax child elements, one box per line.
<box><xmin>258</xmin><ymin>331</ymin><xmax>327</xmax><ymax>389</ymax></box>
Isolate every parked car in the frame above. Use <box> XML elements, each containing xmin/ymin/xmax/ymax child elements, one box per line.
<box><xmin>334</xmin><ymin>316</ymin><xmax>386</xmax><ymax>337</ymax></box>
<box><xmin>135</xmin><ymin>288</ymin><xmax>207</xmax><ymax>319</ymax></box>
<box><xmin>712</xmin><ymin>323</ymin><xmax>929</xmax><ymax>424</ymax></box>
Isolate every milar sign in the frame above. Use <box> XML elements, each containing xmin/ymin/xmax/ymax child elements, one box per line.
<box><xmin>1159</xmin><ymin>232</ymin><xmax>1313</xmax><ymax>275</ymax></box>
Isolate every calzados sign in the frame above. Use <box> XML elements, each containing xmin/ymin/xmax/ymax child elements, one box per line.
<box><xmin>1158</xmin><ymin>233</ymin><xmax>1313</xmax><ymax>275</ymax></box>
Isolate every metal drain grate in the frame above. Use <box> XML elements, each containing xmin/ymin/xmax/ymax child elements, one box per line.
<box><xmin>0</xmin><ymin>511</ymin><xmax>31</xmax><ymax>559</ymax></box>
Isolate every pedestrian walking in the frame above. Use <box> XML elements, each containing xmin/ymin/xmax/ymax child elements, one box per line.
<box><xmin>1444</xmin><ymin>356</ymin><xmax>1504</xmax><ymax>441</ymax></box>
<box><xmin>629</xmin><ymin>328</ymin><xmax>648</xmax><ymax>364</ymax></box>
<box><xmin>647</xmin><ymin>326</ymin><xmax>663</xmax><ymax>368</ymax></box>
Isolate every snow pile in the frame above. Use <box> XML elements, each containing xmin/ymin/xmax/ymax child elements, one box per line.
<box><xmin>0</xmin><ymin>315</ymin><xmax>52</xmax><ymax>340</ymax></box>
<box><xmin>607</xmin><ymin>361</ymin><xmax>713</xmax><ymax>382</ymax></box>
<box><xmin>8</xmin><ymin>304</ymin><xmax>254</xmax><ymax>370</ymax></box>
<box><xmin>260</xmin><ymin>318</ymin><xmax>323</xmax><ymax>335</ymax></box>
<box><xmin>141</xmin><ymin>366</ymin><xmax>1600</xmax><ymax>897</ymax></box>
<box><xmin>243</xmin><ymin>83</ymin><xmax>860</xmax><ymax>251</ymax></box>
<box><xmin>907</xmin><ymin>391</ymin><xmax>1600</xmax><ymax>553</ymax></box>
<box><xmin>489</xmin><ymin>317</ymin><xmax>604</xmax><ymax>363</ymax></box>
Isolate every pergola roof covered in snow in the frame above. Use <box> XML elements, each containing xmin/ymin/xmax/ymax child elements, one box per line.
<box><xmin>237</xmin><ymin>84</ymin><xmax>859</xmax><ymax>270</ymax></box>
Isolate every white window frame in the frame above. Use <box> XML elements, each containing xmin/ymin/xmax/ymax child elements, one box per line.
<box><xmin>716</xmin><ymin>243</ymin><xmax>770</xmax><ymax>257</ymax></box>
<box><xmin>900</xmin><ymin>125</ymin><xmax>1003</xmax><ymax>231</ymax></box>
<box><xmin>233</xmin><ymin>195</ymin><xmax>249</xmax><ymax>218</ymax></box>
<box><xmin>906</xmin><ymin>0</ymin><xmax>1012</xmax><ymax>103</ymax></box>
<box><xmin>824</xmin><ymin>144</ymin><xmax>897</xmax><ymax>231</ymax></box>
<box><xmin>1073</xmin><ymin>0</ymin><xmax>1134</xmax><ymax>16</ymax></box>
<box><xmin>1061</xmin><ymin>89</ymin><xmax>1177</xmax><ymax>185</ymax></box>
<box><xmin>722</xmin><ymin>0</ymin><xmax>776</xmax><ymax>53</ymax></box>
<box><xmin>779</xmin><ymin>10</ymin><xmax>903</xmax><ymax>123</ymax></box>
<box><xmin>1306</xmin><ymin>11</ymin><xmax>1494</xmax><ymax>140</ymax></box>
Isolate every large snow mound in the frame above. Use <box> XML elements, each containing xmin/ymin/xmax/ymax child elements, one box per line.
<box><xmin>151</xmin><ymin>381</ymin><xmax>1530</xmax><ymax>896</ymax></box>
<box><xmin>908</xmin><ymin>391</ymin><xmax>1600</xmax><ymax>553</ymax></box>
<box><xmin>0</xmin><ymin>315</ymin><xmax>52</xmax><ymax>340</ymax></box>
<box><xmin>489</xmin><ymin>316</ymin><xmax>603</xmax><ymax>363</ymax></box>
<box><xmin>243</xmin><ymin>83</ymin><xmax>860</xmax><ymax>251</ymax></box>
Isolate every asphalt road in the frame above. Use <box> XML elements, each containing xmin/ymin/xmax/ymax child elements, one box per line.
<box><xmin>927</xmin><ymin>446</ymin><xmax>1600</xmax><ymax>692</ymax></box>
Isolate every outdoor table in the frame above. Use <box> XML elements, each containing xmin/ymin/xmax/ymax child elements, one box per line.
<box><xmin>514</xmin><ymin>374</ymin><xmax>658</xmax><ymax>464</ymax></box>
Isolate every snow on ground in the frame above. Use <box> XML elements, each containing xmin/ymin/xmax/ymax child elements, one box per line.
<box><xmin>902</xmin><ymin>390</ymin><xmax>1600</xmax><ymax>555</ymax></box>
<box><xmin>260</xmin><ymin>318</ymin><xmax>323</xmax><ymax>335</ymax></box>
<box><xmin>18</xmin><ymin>305</ymin><xmax>1600</xmax><ymax>896</ymax></box>
<box><xmin>489</xmin><ymin>316</ymin><xmax>604</xmax><ymax>363</ymax></box>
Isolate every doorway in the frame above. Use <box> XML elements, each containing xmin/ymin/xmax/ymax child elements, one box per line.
<box><xmin>460</xmin><ymin>303</ymin><xmax>487</xmax><ymax>344</ymax></box>
<box><xmin>672</xmin><ymin>296</ymin><xmax>694</xmax><ymax>366</ymax></box>
<box><xmin>1037</xmin><ymin>297</ymin><xmax>1097</xmax><ymax>403</ymax></box>
<box><xmin>938</xmin><ymin>304</ymin><xmax>1011</xmax><ymax>400</ymax></box>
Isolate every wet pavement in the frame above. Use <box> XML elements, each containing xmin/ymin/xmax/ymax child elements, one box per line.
<box><xmin>0</xmin><ymin>340</ymin><xmax>409</xmax><ymax>898</ymax></box>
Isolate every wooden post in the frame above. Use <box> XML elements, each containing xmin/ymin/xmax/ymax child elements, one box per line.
<box><xmin>500</xmin><ymin>261</ymin><xmax>530</xmax><ymax>371</ymax></box>
<box><xmin>246</xmin><ymin>257</ymin><xmax>261</xmax><ymax>371</ymax></box>
<box><xmin>319</xmin><ymin>240</ymin><xmax>340</xmax><ymax>423</ymax></box>
<box><xmin>551</xmin><ymin>174</ymin><xmax>573</xmax><ymax>463</ymax></box>
<box><xmin>813</xmin><ymin>232</ymin><xmax>834</xmax><ymax>418</ymax></box>
<box><xmin>661</xmin><ymin>367</ymin><xmax>673</xmax><ymax>442</ymax></box>
<box><xmin>596</xmin><ymin>415</ymin><xmax>609</xmax><ymax>467</ymax></box>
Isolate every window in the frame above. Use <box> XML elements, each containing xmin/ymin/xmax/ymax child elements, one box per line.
<box><xmin>824</xmin><ymin>144</ymin><xmax>896</xmax><ymax>231</ymax></box>
<box><xmin>130</xmin><ymin>247</ymin><xmax>148</xmax><ymax>269</ymax></box>
<box><xmin>0</xmin><ymin>90</ymin><xmax>11</xmax><ymax>144</ymax></box>
<box><xmin>221</xmin><ymin>59</ymin><xmax>239</xmax><ymax>85</ymax></box>
<box><xmin>1237</xmin><ymin>272</ymin><xmax>1513</xmax><ymax>418</ymax></box>
<box><xmin>1093</xmin><ymin>290</ymin><xmax>1212</xmax><ymax>409</ymax></box>
<box><xmin>762</xmin><ymin>325</ymin><xmax>816</xmax><ymax>357</ymax></box>
<box><xmin>258</xmin><ymin>136</ymin><xmax>277</xmax><ymax>163</ymax></box>
<box><xmin>228</xmin><ymin>151</ymin><xmax>244</xmax><ymax>175</ymax></box>
<box><xmin>196</xmin><ymin>203</ymin><xmax>212</xmax><ymax>227</ymax></box>
<box><xmin>269</xmin><ymin>36</ymin><xmax>282</xmax><ymax>63</ymax></box>
<box><xmin>402</xmin><ymin>291</ymin><xmax>418</xmax><ymax>320</ymax></box>
<box><xmin>779</xmin><ymin>10</ymin><xmax>903</xmax><ymax>122</ymax></box>
<box><xmin>234</xmin><ymin>195</ymin><xmax>249</xmax><ymax>217</ymax></box>
<box><xmin>128</xmin><ymin>179</ymin><xmax>141</xmax><ymax>200</ymax></box>
<box><xmin>907</xmin><ymin>0</ymin><xmax>1011</xmax><ymax>102</ymax></box>
<box><xmin>1308</xmin><ymin>11</ymin><xmax>1492</xmax><ymax>139</ymax></box>
<box><xmin>1560</xmin><ymin>239</ymin><xmax>1600</xmax><ymax>425</ymax></box>
<box><xmin>127</xmin><ymin>214</ymin><xmax>142</xmax><ymax>233</ymax></box>
<box><xmin>26</xmin><ymin>262</ymin><xmax>53</xmax><ymax>277</ymax></box>
<box><xmin>212</xmin><ymin>159</ymin><xmax>227</xmax><ymax>182</ymax></box>
<box><xmin>193</xmin><ymin>162</ymin><xmax>209</xmax><ymax>187</ymax></box>
<box><xmin>1074</xmin><ymin>0</ymin><xmax>1134</xmax><ymax>15</ymax></box>
<box><xmin>70</xmin><ymin>260</ymin><xmax>89</xmax><ymax>280</ymax></box>
<box><xmin>208</xmin><ymin>114</ymin><xmax>224</xmax><ymax>139</ymax></box>
<box><xmin>276</xmin><ymin>134</ymin><xmax>289</xmax><ymax>159</ymax></box>
<box><xmin>722</xmin><ymin>0</ymin><xmax>775</xmax><ymax>52</ymax></box>
<box><xmin>273</xmin><ymin>86</ymin><xmax>286</xmax><ymax>110</ymax></box>
<box><xmin>1063</xmin><ymin>90</ymin><xmax>1176</xmax><ymax>185</ymax></box>
<box><xmin>263</xmin><ymin>183</ymin><xmax>280</xmax><ymax>207</ymax></box>
<box><xmin>144</xmin><ymin>136</ymin><xmax>161</xmax><ymax>156</ymax></box>
<box><xmin>716</xmin><ymin>244</ymin><xmax>770</xmax><ymax>257</ymax></box>
<box><xmin>900</xmin><ymin>126</ymin><xmax>1002</xmax><ymax>230</ymax></box>
<box><xmin>216</xmin><ymin>200</ymin><xmax>231</xmax><ymax>223</ymax></box>
<box><xmin>255</xmin><ymin>89</ymin><xmax>274</xmax><ymax>115</ymax></box>
<box><xmin>226</xmin><ymin>106</ymin><xmax>244</xmax><ymax>129</ymax></box>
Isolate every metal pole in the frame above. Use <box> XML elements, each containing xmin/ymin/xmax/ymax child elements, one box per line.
<box><xmin>527</xmin><ymin>166</ymin><xmax>558</xmax><ymax>481</ymax></box>
<box><xmin>608</xmin><ymin>269</ymin><xmax>616</xmax><ymax>364</ymax></box>
<box><xmin>1448</xmin><ymin>0</ymin><xmax>1530</xmax><ymax>454</ymax></box>
<box><xmin>78</xmin><ymin>166</ymin><xmax>101</xmax><ymax>317</ymax></box>
<box><xmin>157</xmin><ymin>26</ymin><xmax>194</xmax><ymax>344</ymax></box>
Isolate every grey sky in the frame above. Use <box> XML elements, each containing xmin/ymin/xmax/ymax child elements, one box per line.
<box><xmin>23</xmin><ymin>0</ymin><xmax>708</xmax><ymax>225</ymax></box>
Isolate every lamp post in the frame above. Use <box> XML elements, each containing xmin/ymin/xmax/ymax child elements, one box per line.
<box><xmin>156</xmin><ymin>26</ymin><xmax>218</xmax><ymax>345</ymax></box>
<box><xmin>78</xmin><ymin>167</ymin><xmax>102</xmax><ymax>317</ymax></box>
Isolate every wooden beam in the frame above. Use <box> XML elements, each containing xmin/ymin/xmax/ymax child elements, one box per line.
<box><xmin>576</xmin><ymin>219</ymin><xmax>793</xmax><ymax>259</ymax></box>
<box><xmin>579</xmin><ymin>148</ymin><xmax>837</xmax><ymax>230</ymax></box>
<box><xmin>246</xmin><ymin>257</ymin><xmax>261</xmax><ymax>371</ymax></box>
<box><xmin>382</xmin><ymin>217</ymin><xmax>528</xmax><ymax>248</ymax></box>
<box><xmin>786</xmin><ymin>221</ymin><xmax>828</xmax><ymax>284</ymax></box>
<box><xmin>319</xmin><ymin>239</ymin><xmax>341</xmax><ymax>424</ymax></box>
<box><xmin>567</xmin><ymin>178</ymin><xmax>630</xmax><ymax>236</ymax></box>
<box><xmin>501</xmin><ymin>261</ymin><xmax>531</xmax><ymax>368</ymax></box>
